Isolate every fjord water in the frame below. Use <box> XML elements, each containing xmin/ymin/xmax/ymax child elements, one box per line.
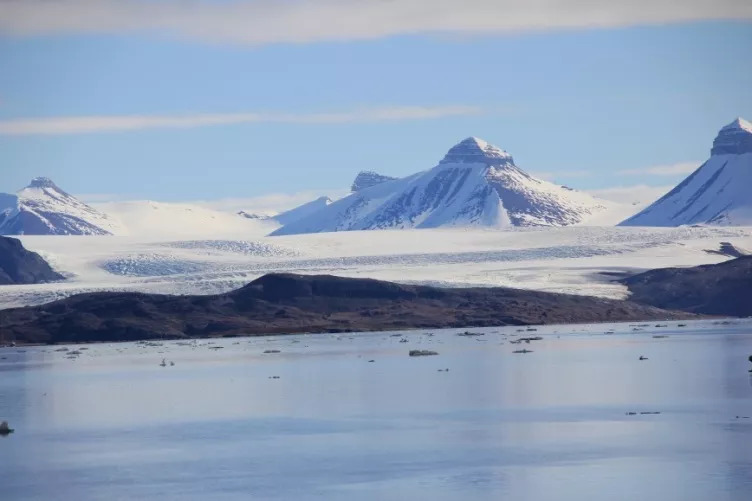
<box><xmin>2</xmin><ymin>320</ymin><xmax>752</xmax><ymax>500</ymax></box>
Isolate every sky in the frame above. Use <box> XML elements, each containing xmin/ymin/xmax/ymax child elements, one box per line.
<box><xmin>1</xmin><ymin>0</ymin><xmax>751</xmax><ymax>207</ymax></box>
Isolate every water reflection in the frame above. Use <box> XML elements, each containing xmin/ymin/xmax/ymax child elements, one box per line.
<box><xmin>1</xmin><ymin>320</ymin><xmax>752</xmax><ymax>500</ymax></box>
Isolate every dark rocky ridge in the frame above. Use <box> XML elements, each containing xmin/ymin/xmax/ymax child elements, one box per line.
<box><xmin>0</xmin><ymin>236</ymin><xmax>65</xmax><ymax>285</ymax></box>
<box><xmin>711</xmin><ymin>118</ymin><xmax>752</xmax><ymax>156</ymax></box>
<box><xmin>351</xmin><ymin>171</ymin><xmax>397</xmax><ymax>192</ymax></box>
<box><xmin>27</xmin><ymin>177</ymin><xmax>62</xmax><ymax>190</ymax></box>
<box><xmin>704</xmin><ymin>241</ymin><xmax>749</xmax><ymax>258</ymax></box>
<box><xmin>621</xmin><ymin>256</ymin><xmax>752</xmax><ymax>316</ymax></box>
<box><xmin>0</xmin><ymin>273</ymin><xmax>694</xmax><ymax>345</ymax></box>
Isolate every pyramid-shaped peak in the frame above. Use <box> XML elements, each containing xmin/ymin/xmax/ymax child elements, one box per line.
<box><xmin>440</xmin><ymin>137</ymin><xmax>513</xmax><ymax>165</ymax></box>
<box><xmin>464</xmin><ymin>136</ymin><xmax>490</xmax><ymax>147</ymax></box>
<box><xmin>28</xmin><ymin>177</ymin><xmax>58</xmax><ymax>189</ymax></box>
<box><xmin>712</xmin><ymin>117</ymin><xmax>752</xmax><ymax>156</ymax></box>
<box><xmin>721</xmin><ymin>117</ymin><xmax>752</xmax><ymax>133</ymax></box>
<box><xmin>458</xmin><ymin>137</ymin><xmax>507</xmax><ymax>154</ymax></box>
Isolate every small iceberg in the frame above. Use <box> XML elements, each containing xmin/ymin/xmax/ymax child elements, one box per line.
<box><xmin>409</xmin><ymin>350</ymin><xmax>438</xmax><ymax>357</ymax></box>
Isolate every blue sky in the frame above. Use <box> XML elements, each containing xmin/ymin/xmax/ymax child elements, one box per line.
<box><xmin>1</xmin><ymin>1</ymin><xmax>751</xmax><ymax>204</ymax></box>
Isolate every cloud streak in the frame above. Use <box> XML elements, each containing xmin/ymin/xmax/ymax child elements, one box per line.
<box><xmin>0</xmin><ymin>1</ymin><xmax>750</xmax><ymax>46</ymax></box>
<box><xmin>617</xmin><ymin>161</ymin><xmax>700</xmax><ymax>176</ymax></box>
<box><xmin>0</xmin><ymin>106</ymin><xmax>480</xmax><ymax>135</ymax></box>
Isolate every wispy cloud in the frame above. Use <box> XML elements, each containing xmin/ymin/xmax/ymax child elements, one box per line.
<box><xmin>1</xmin><ymin>1</ymin><xmax>749</xmax><ymax>46</ymax></box>
<box><xmin>0</xmin><ymin>106</ymin><xmax>480</xmax><ymax>135</ymax></box>
<box><xmin>617</xmin><ymin>161</ymin><xmax>700</xmax><ymax>176</ymax></box>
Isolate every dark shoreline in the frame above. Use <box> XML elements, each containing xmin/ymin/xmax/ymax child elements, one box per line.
<box><xmin>4</xmin><ymin>317</ymin><xmax>735</xmax><ymax>349</ymax></box>
<box><xmin>0</xmin><ymin>273</ymin><xmax>697</xmax><ymax>346</ymax></box>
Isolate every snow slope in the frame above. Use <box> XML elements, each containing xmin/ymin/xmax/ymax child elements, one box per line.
<box><xmin>622</xmin><ymin>118</ymin><xmax>752</xmax><ymax>226</ymax></box>
<box><xmin>0</xmin><ymin>178</ymin><xmax>124</xmax><ymax>236</ymax></box>
<box><xmin>0</xmin><ymin>193</ymin><xmax>17</xmax><ymax>228</ymax></box>
<box><xmin>93</xmin><ymin>200</ymin><xmax>279</xmax><ymax>238</ymax></box>
<box><xmin>272</xmin><ymin>137</ymin><xmax>611</xmax><ymax>235</ymax></box>
<box><xmin>274</xmin><ymin>196</ymin><xmax>332</xmax><ymax>225</ymax></box>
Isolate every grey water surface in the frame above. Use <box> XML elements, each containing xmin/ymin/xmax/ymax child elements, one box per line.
<box><xmin>1</xmin><ymin>319</ymin><xmax>752</xmax><ymax>500</ymax></box>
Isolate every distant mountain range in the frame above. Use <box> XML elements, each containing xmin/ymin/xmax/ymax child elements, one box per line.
<box><xmin>271</xmin><ymin>137</ymin><xmax>611</xmax><ymax>235</ymax></box>
<box><xmin>621</xmin><ymin>117</ymin><xmax>752</xmax><ymax>226</ymax></box>
<box><xmin>4</xmin><ymin>118</ymin><xmax>751</xmax><ymax>237</ymax></box>
<box><xmin>0</xmin><ymin>179</ymin><xmax>275</xmax><ymax>237</ymax></box>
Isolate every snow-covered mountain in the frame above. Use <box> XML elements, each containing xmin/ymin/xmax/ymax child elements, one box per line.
<box><xmin>621</xmin><ymin>117</ymin><xmax>752</xmax><ymax>227</ymax></box>
<box><xmin>236</xmin><ymin>196</ymin><xmax>333</xmax><ymax>226</ymax></box>
<box><xmin>271</xmin><ymin>137</ymin><xmax>610</xmax><ymax>235</ymax></box>
<box><xmin>274</xmin><ymin>196</ymin><xmax>332</xmax><ymax>225</ymax></box>
<box><xmin>0</xmin><ymin>177</ymin><xmax>124</xmax><ymax>235</ymax></box>
<box><xmin>351</xmin><ymin>171</ymin><xmax>397</xmax><ymax>192</ymax></box>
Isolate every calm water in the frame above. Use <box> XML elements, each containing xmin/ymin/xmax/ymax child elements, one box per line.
<box><xmin>2</xmin><ymin>320</ymin><xmax>752</xmax><ymax>500</ymax></box>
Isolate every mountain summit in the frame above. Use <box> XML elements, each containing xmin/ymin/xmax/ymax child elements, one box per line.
<box><xmin>27</xmin><ymin>177</ymin><xmax>60</xmax><ymax>189</ymax></box>
<box><xmin>271</xmin><ymin>137</ymin><xmax>609</xmax><ymax>235</ymax></box>
<box><xmin>711</xmin><ymin>117</ymin><xmax>752</xmax><ymax>156</ymax></box>
<box><xmin>0</xmin><ymin>178</ymin><xmax>123</xmax><ymax>235</ymax></box>
<box><xmin>621</xmin><ymin>117</ymin><xmax>752</xmax><ymax>226</ymax></box>
<box><xmin>439</xmin><ymin>137</ymin><xmax>513</xmax><ymax>164</ymax></box>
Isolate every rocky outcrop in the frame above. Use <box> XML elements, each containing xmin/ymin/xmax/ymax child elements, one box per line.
<box><xmin>351</xmin><ymin>171</ymin><xmax>397</xmax><ymax>192</ymax></box>
<box><xmin>0</xmin><ymin>236</ymin><xmax>64</xmax><ymax>285</ymax></box>
<box><xmin>621</xmin><ymin>255</ymin><xmax>752</xmax><ymax>316</ymax></box>
<box><xmin>711</xmin><ymin>117</ymin><xmax>752</xmax><ymax>156</ymax></box>
<box><xmin>237</xmin><ymin>210</ymin><xmax>271</xmax><ymax>220</ymax></box>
